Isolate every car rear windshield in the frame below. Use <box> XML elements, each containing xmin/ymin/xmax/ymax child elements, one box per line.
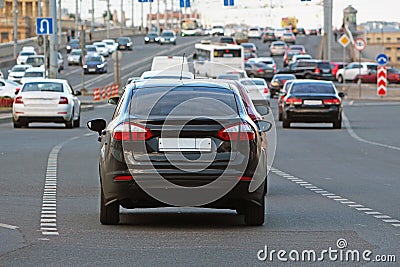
<box><xmin>275</xmin><ymin>75</ymin><xmax>295</xmax><ymax>81</ymax></box>
<box><xmin>241</xmin><ymin>79</ymin><xmax>264</xmax><ymax>86</ymax></box>
<box><xmin>71</xmin><ymin>50</ymin><xmax>82</xmax><ymax>55</ymax></box>
<box><xmin>290</xmin><ymin>83</ymin><xmax>336</xmax><ymax>94</ymax></box>
<box><xmin>214</xmin><ymin>49</ymin><xmax>241</xmax><ymax>58</ymax></box>
<box><xmin>23</xmin><ymin>72</ymin><xmax>43</xmax><ymax>78</ymax></box>
<box><xmin>273</xmin><ymin>43</ymin><xmax>285</xmax><ymax>47</ymax></box>
<box><xmin>317</xmin><ymin>62</ymin><xmax>332</xmax><ymax>70</ymax></box>
<box><xmin>20</xmin><ymin>52</ymin><xmax>35</xmax><ymax>56</ymax></box>
<box><xmin>12</xmin><ymin>66</ymin><xmax>29</xmax><ymax>72</ymax></box>
<box><xmin>86</xmin><ymin>56</ymin><xmax>101</xmax><ymax>62</ymax></box>
<box><xmin>129</xmin><ymin>87</ymin><xmax>238</xmax><ymax>118</ymax></box>
<box><xmin>22</xmin><ymin>82</ymin><xmax>63</xmax><ymax>92</ymax></box>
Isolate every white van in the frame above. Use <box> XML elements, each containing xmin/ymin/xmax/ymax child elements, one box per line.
<box><xmin>151</xmin><ymin>56</ymin><xmax>190</xmax><ymax>72</ymax></box>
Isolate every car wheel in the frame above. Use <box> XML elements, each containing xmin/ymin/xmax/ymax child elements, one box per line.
<box><xmin>65</xmin><ymin>112</ymin><xmax>74</xmax><ymax>128</ymax></box>
<box><xmin>73</xmin><ymin>111</ymin><xmax>80</xmax><ymax>128</ymax></box>
<box><xmin>249</xmin><ymin>74</ymin><xmax>255</xmax><ymax>78</ymax></box>
<box><xmin>282</xmin><ymin>118</ymin><xmax>290</xmax><ymax>128</ymax></box>
<box><xmin>244</xmin><ymin>198</ymin><xmax>265</xmax><ymax>226</ymax></box>
<box><xmin>100</xmin><ymin>188</ymin><xmax>119</xmax><ymax>225</ymax></box>
<box><xmin>304</xmin><ymin>73</ymin><xmax>312</xmax><ymax>79</ymax></box>
<box><xmin>338</xmin><ymin>75</ymin><xmax>344</xmax><ymax>83</ymax></box>
<box><xmin>13</xmin><ymin>119</ymin><xmax>21</xmax><ymax>128</ymax></box>
<box><xmin>333</xmin><ymin>116</ymin><xmax>342</xmax><ymax>129</ymax></box>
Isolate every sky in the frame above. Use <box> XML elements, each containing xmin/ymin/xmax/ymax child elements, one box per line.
<box><xmin>61</xmin><ymin>0</ymin><xmax>399</xmax><ymax>29</ymax></box>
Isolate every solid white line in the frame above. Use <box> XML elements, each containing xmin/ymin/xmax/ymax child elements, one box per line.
<box><xmin>0</xmin><ymin>223</ymin><xmax>19</xmax><ymax>230</ymax></box>
<box><xmin>343</xmin><ymin>112</ymin><xmax>400</xmax><ymax>151</ymax></box>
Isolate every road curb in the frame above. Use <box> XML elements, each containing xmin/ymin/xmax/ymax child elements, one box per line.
<box><xmin>0</xmin><ymin>104</ymin><xmax>95</xmax><ymax>124</ymax></box>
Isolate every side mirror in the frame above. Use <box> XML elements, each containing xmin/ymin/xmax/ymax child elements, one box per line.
<box><xmin>338</xmin><ymin>92</ymin><xmax>345</xmax><ymax>98</ymax></box>
<box><xmin>87</xmin><ymin>119</ymin><xmax>107</xmax><ymax>135</ymax></box>
<box><xmin>108</xmin><ymin>96</ymin><xmax>119</xmax><ymax>105</ymax></box>
<box><xmin>255</xmin><ymin>120</ymin><xmax>272</xmax><ymax>132</ymax></box>
<box><xmin>74</xmin><ymin>91</ymin><xmax>82</xmax><ymax>96</ymax></box>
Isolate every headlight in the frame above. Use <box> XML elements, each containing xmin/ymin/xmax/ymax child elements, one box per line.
<box><xmin>97</xmin><ymin>64</ymin><xmax>104</xmax><ymax>68</ymax></box>
<box><xmin>155</xmin><ymin>37</ymin><xmax>159</xmax><ymax>41</ymax></box>
<box><xmin>83</xmin><ymin>65</ymin><xmax>87</xmax><ymax>68</ymax></box>
<box><xmin>66</xmin><ymin>45</ymin><xmax>71</xmax><ymax>50</ymax></box>
<box><xmin>170</xmin><ymin>38</ymin><xmax>175</xmax><ymax>41</ymax></box>
<box><xmin>161</xmin><ymin>38</ymin><xmax>165</xmax><ymax>41</ymax></box>
<box><xmin>144</xmin><ymin>37</ymin><xmax>149</xmax><ymax>41</ymax></box>
<box><xmin>127</xmin><ymin>43</ymin><xmax>132</xmax><ymax>46</ymax></box>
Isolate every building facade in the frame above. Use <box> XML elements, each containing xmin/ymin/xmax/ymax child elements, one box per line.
<box><xmin>0</xmin><ymin>0</ymin><xmax>49</xmax><ymax>43</ymax></box>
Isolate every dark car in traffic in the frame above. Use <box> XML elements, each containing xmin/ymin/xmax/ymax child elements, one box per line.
<box><xmin>87</xmin><ymin>80</ymin><xmax>271</xmax><ymax>226</ymax></box>
<box><xmin>116</xmin><ymin>37</ymin><xmax>133</xmax><ymax>50</ymax></box>
<box><xmin>281</xmin><ymin>80</ymin><xmax>345</xmax><ymax>129</ymax></box>
<box><xmin>245</xmin><ymin>61</ymin><xmax>275</xmax><ymax>80</ymax></box>
<box><xmin>219</xmin><ymin>36</ymin><xmax>237</xmax><ymax>45</ymax></box>
<box><xmin>66</xmin><ymin>39</ymin><xmax>80</xmax><ymax>53</ymax></box>
<box><xmin>159</xmin><ymin>31</ymin><xmax>177</xmax><ymax>45</ymax></box>
<box><xmin>144</xmin><ymin>32</ymin><xmax>160</xmax><ymax>44</ymax></box>
<box><xmin>269</xmin><ymin>74</ymin><xmax>296</xmax><ymax>98</ymax></box>
<box><xmin>83</xmin><ymin>55</ymin><xmax>107</xmax><ymax>74</ymax></box>
<box><xmin>278</xmin><ymin>60</ymin><xmax>334</xmax><ymax>81</ymax></box>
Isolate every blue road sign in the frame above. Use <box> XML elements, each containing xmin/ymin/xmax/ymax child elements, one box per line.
<box><xmin>376</xmin><ymin>53</ymin><xmax>389</xmax><ymax>66</ymax></box>
<box><xmin>180</xmin><ymin>0</ymin><xmax>190</xmax><ymax>7</ymax></box>
<box><xmin>138</xmin><ymin>0</ymin><xmax>153</xmax><ymax>2</ymax></box>
<box><xmin>224</xmin><ymin>0</ymin><xmax>234</xmax><ymax>6</ymax></box>
<box><xmin>36</xmin><ymin>18</ymin><xmax>53</xmax><ymax>35</ymax></box>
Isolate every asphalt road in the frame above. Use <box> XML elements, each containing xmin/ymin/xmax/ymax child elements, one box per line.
<box><xmin>0</xmin><ymin>36</ymin><xmax>399</xmax><ymax>266</ymax></box>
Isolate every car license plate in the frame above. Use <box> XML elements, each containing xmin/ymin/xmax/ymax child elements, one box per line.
<box><xmin>89</xmin><ymin>68</ymin><xmax>96</xmax><ymax>72</ymax></box>
<box><xmin>303</xmin><ymin>100</ymin><xmax>322</xmax><ymax>105</ymax></box>
<box><xmin>159</xmin><ymin>138</ymin><xmax>211</xmax><ymax>152</ymax></box>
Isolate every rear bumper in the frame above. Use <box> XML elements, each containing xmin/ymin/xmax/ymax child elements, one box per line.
<box><xmin>13</xmin><ymin>106</ymin><xmax>72</xmax><ymax>121</ymax></box>
<box><xmin>285</xmin><ymin>107</ymin><xmax>341</xmax><ymax>122</ymax></box>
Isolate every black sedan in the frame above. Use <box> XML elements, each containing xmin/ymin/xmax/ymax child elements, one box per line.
<box><xmin>144</xmin><ymin>32</ymin><xmax>160</xmax><ymax>44</ymax></box>
<box><xmin>269</xmin><ymin>74</ymin><xmax>296</xmax><ymax>98</ymax></box>
<box><xmin>281</xmin><ymin>80</ymin><xmax>345</xmax><ymax>129</ymax></box>
<box><xmin>245</xmin><ymin>61</ymin><xmax>275</xmax><ymax>80</ymax></box>
<box><xmin>83</xmin><ymin>55</ymin><xmax>107</xmax><ymax>74</ymax></box>
<box><xmin>87</xmin><ymin>80</ymin><xmax>271</xmax><ymax>226</ymax></box>
<box><xmin>116</xmin><ymin>37</ymin><xmax>133</xmax><ymax>50</ymax></box>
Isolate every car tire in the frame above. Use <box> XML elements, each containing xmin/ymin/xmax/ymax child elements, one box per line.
<box><xmin>100</xmin><ymin>188</ymin><xmax>119</xmax><ymax>225</ymax></box>
<box><xmin>333</xmin><ymin>117</ymin><xmax>342</xmax><ymax>129</ymax></box>
<box><xmin>304</xmin><ymin>73</ymin><xmax>312</xmax><ymax>79</ymax></box>
<box><xmin>73</xmin><ymin>112</ymin><xmax>80</xmax><ymax>128</ymax></box>
<box><xmin>13</xmin><ymin>119</ymin><xmax>21</xmax><ymax>128</ymax></box>
<box><xmin>65</xmin><ymin>112</ymin><xmax>74</xmax><ymax>128</ymax></box>
<box><xmin>249</xmin><ymin>74</ymin><xmax>255</xmax><ymax>78</ymax></box>
<box><xmin>282</xmin><ymin>118</ymin><xmax>290</xmax><ymax>128</ymax></box>
<box><xmin>338</xmin><ymin>75</ymin><xmax>344</xmax><ymax>83</ymax></box>
<box><xmin>244</xmin><ymin>198</ymin><xmax>265</xmax><ymax>226</ymax></box>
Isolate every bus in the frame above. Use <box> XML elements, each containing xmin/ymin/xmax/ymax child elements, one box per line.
<box><xmin>193</xmin><ymin>42</ymin><xmax>245</xmax><ymax>78</ymax></box>
<box><xmin>181</xmin><ymin>19</ymin><xmax>202</xmax><ymax>36</ymax></box>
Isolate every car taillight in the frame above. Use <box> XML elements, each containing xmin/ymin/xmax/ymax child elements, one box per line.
<box><xmin>273</xmin><ymin>65</ymin><xmax>277</xmax><ymax>72</ymax></box>
<box><xmin>257</xmin><ymin>69</ymin><xmax>264</xmax><ymax>74</ymax></box>
<box><xmin>112</xmin><ymin>122</ymin><xmax>153</xmax><ymax>141</ymax></box>
<box><xmin>217</xmin><ymin>122</ymin><xmax>255</xmax><ymax>141</ymax></box>
<box><xmin>323</xmin><ymin>98</ymin><xmax>341</xmax><ymax>105</ymax></box>
<box><xmin>264</xmin><ymin>87</ymin><xmax>269</xmax><ymax>94</ymax></box>
<box><xmin>314</xmin><ymin>68</ymin><xmax>321</xmax><ymax>74</ymax></box>
<box><xmin>15</xmin><ymin>88</ymin><xmax>20</xmax><ymax>94</ymax></box>
<box><xmin>14</xmin><ymin>96</ymin><xmax>23</xmax><ymax>104</ymax></box>
<box><xmin>285</xmin><ymin>97</ymin><xmax>302</xmax><ymax>105</ymax></box>
<box><xmin>59</xmin><ymin>96</ymin><xmax>69</xmax><ymax>104</ymax></box>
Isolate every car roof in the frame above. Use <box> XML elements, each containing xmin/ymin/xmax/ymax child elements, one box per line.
<box><xmin>131</xmin><ymin>79</ymin><xmax>234</xmax><ymax>91</ymax></box>
<box><xmin>24</xmin><ymin>78</ymin><xmax>67</xmax><ymax>83</ymax></box>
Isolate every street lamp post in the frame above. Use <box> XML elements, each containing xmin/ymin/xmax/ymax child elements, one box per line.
<box><xmin>75</xmin><ymin>0</ymin><xmax>79</xmax><ymax>37</ymax></box>
<box><xmin>13</xmin><ymin>0</ymin><xmax>18</xmax><ymax>59</ymax></box>
<box><xmin>49</xmin><ymin>0</ymin><xmax>58</xmax><ymax>78</ymax></box>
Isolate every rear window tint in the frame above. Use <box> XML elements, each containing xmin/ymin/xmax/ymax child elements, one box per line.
<box><xmin>130</xmin><ymin>87</ymin><xmax>238</xmax><ymax>118</ymax></box>
<box><xmin>290</xmin><ymin>83</ymin><xmax>336</xmax><ymax>94</ymax></box>
<box><xmin>317</xmin><ymin>62</ymin><xmax>332</xmax><ymax>69</ymax></box>
<box><xmin>22</xmin><ymin>82</ymin><xmax>63</xmax><ymax>92</ymax></box>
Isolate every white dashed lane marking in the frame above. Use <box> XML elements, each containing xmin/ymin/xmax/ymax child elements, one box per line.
<box><xmin>271</xmin><ymin>167</ymin><xmax>400</xmax><ymax>228</ymax></box>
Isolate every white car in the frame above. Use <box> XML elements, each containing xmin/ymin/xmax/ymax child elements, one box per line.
<box><xmin>0</xmin><ymin>79</ymin><xmax>20</xmax><ymax>98</ymax></box>
<box><xmin>210</xmin><ymin>25</ymin><xmax>225</xmax><ymax>36</ymax></box>
<box><xmin>67</xmin><ymin>49</ymin><xmax>82</xmax><ymax>65</ymax></box>
<box><xmin>139</xmin><ymin>70</ymin><xmax>194</xmax><ymax>80</ymax></box>
<box><xmin>25</xmin><ymin>55</ymin><xmax>45</xmax><ymax>68</ymax></box>
<box><xmin>7</xmin><ymin>64</ymin><xmax>32</xmax><ymax>83</ymax></box>
<box><xmin>102</xmin><ymin>39</ymin><xmax>118</xmax><ymax>54</ymax></box>
<box><xmin>289</xmin><ymin>54</ymin><xmax>312</xmax><ymax>65</ymax></box>
<box><xmin>274</xmin><ymin>28</ymin><xmax>286</xmax><ymax>38</ymax></box>
<box><xmin>93</xmin><ymin>42</ymin><xmax>110</xmax><ymax>57</ymax></box>
<box><xmin>57</xmin><ymin>52</ymin><xmax>64</xmax><ymax>72</ymax></box>
<box><xmin>12</xmin><ymin>79</ymin><xmax>81</xmax><ymax>128</ymax></box>
<box><xmin>336</xmin><ymin>62</ymin><xmax>378</xmax><ymax>83</ymax></box>
<box><xmin>240</xmin><ymin>78</ymin><xmax>271</xmax><ymax>104</ymax></box>
<box><xmin>85</xmin><ymin>45</ymin><xmax>99</xmax><ymax>56</ymax></box>
<box><xmin>247</xmin><ymin>27</ymin><xmax>262</xmax><ymax>39</ymax></box>
<box><xmin>20</xmin><ymin>67</ymin><xmax>46</xmax><ymax>84</ymax></box>
<box><xmin>16</xmin><ymin>50</ymin><xmax>37</xmax><ymax>65</ymax></box>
